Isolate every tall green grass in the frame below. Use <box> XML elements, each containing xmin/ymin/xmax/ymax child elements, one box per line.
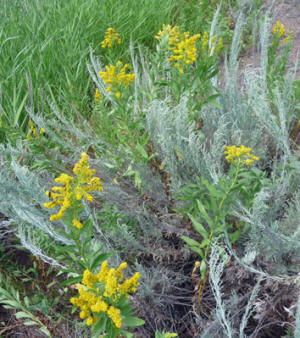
<box><xmin>0</xmin><ymin>0</ymin><xmax>239</xmax><ymax>143</ymax></box>
<box><xmin>1</xmin><ymin>0</ymin><xmax>172</xmax><ymax>138</ymax></box>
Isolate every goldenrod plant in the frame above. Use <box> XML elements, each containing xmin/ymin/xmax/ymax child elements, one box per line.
<box><xmin>42</xmin><ymin>152</ymin><xmax>114</xmax><ymax>274</ymax></box>
<box><xmin>267</xmin><ymin>20</ymin><xmax>293</xmax><ymax>97</ymax></box>
<box><xmin>26</xmin><ymin>120</ymin><xmax>45</xmax><ymax>140</ymax></box>
<box><xmin>70</xmin><ymin>261</ymin><xmax>144</xmax><ymax>337</ymax></box>
<box><xmin>99</xmin><ymin>61</ymin><xmax>135</xmax><ymax>99</ymax></box>
<box><xmin>43</xmin><ymin>153</ymin><xmax>144</xmax><ymax>336</ymax></box>
<box><xmin>179</xmin><ymin>145</ymin><xmax>261</xmax><ymax>310</ymax></box>
<box><xmin>101</xmin><ymin>28</ymin><xmax>122</xmax><ymax>49</ymax></box>
<box><xmin>154</xmin><ymin>24</ymin><xmax>222</xmax><ymax>113</ymax></box>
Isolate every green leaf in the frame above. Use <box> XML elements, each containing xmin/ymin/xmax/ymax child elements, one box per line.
<box><xmin>15</xmin><ymin>311</ymin><xmax>31</xmax><ymax>320</ymax></box>
<box><xmin>122</xmin><ymin>316</ymin><xmax>145</xmax><ymax>327</ymax></box>
<box><xmin>24</xmin><ymin>296</ymin><xmax>30</xmax><ymax>308</ymax></box>
<box><xmin>200</xmin><ymin>260</ymin><xmax>207</xmax><ymax>279</ymax></box>
<box><xmin>1</xmin><ymin>300</ymin><xmax>19</xmax><ymax>308</ymax></box>
<box><xmin>14</xmin><ymin>93</ymin><xmax>28</xmax><ymax>127</ymax></box>
<box><xmin>91</xmin><ymin>252</ymin><xmax>115</xmax><ymax>271</ymax></box>
<box><xmin>23</xmin><ymin>320</ymin><xmax>38</xmax><ymax>326</ymax></box>
<box><xmin>181</xmin><ymin>236</ymin><xmax>204</xmax><ymax>257</ymax></box>
<box><xmin>229</xmin><ymin>230</ymin><xmax>241</xmax><ymax>244</ymax></box>
<box><xmin>92</xmin><ymin>314</ymin><xmax>107</xmax><ymax>333</ymax></box>
<box><xmin>60</xmin><ymin>276</ymin><xmax>82</xmax><ymax>287</ymax></box>
<box><xmin>120</xmin><ymin>330</ymin><xmax>134</xmax><ymax>338</ymax></box>
<box><xmin>84</xmin><ymin>219</ymin><xmax>93</xmax><ymax>244</ymax></box>
<box><xmin>195</xmin><ymin>201</ymin><xmax>214</xmax><ymax>227</ymax></box>
<box><xmin>202</xmin><ymin>179</ymin><xmax>223</xmax><ymax>199</ymax></box>
<box><xmin>0</xmin><ymin>287</ymin><xmax>12</xmax><ymax>299</ymax></box>
<box><xmin>199</xmin><ymin>238</ymin><xmax>210</xmax><ymax>249</ymax></box>
<box><xmin>39</xmin><ymin>327</ymin><xmax>51</xmax><ymax>337</ymax></box>
<box><xmin>136</xmin><ymin>143</ymin><xmax>148</xmax><ymax>159</ymax></box>
<box><xmin>181</xmin><ymin>235</ymin><xmax>200</xmax><ymax>247</ymax></box>
<box><xmin>188</xmin><ymin>214</ymin><xmax>209</xmax><ymax>239</ymax></box>
<box><xmin>190</xmin><ymin>246</ymin><xmax>204</xmax><ymax>258</ymax></box>
<box><xmin>134</xmin><ymin>171</ymin><xmax>141</xmax><ymax>189</ymax></box>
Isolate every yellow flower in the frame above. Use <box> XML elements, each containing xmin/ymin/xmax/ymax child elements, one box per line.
<box><xmin>224</xmin><ymin>145</ymin><xmax>259</xmax><ymax>165</ymax></box>
<box><xmin>99</xmin><ymin>61</ymin><xmax>135</xmax><ymax>98</ymax></box>
<box><xmin>86</xmin><ymin>315</ymin><xmax>98</xmax><ymax>326</ymax></box>
<box><xmin>44</xmin><ymin>153</ymin><xmax>103</xmax><ymax>221</ymax></box>
<box><xmin>97</xmin><ymin>260</ymin><xmax>110</xmax><ymax>282</ymax></box>
<box><xmin>72</xmin><ymin>219</ymin><xmax>83</xmax><ymax>229</ymax></box>
<box><xmin>80</xmin><ymin>310</ymin><xmax>89</xmax><ymax>319</ymax></box>
<box><xmin>94</xmin><ymin>88</ymin><xmax>101</xmax><ymax>103</ymax></box>
<box><xmin>281</xmin><ymin>31</ymin><xmax>293</xmax><ymax>44</ymax></box>
<box><xmin>29</xmin><ymin>119</ymin><xmax>38</xmax><ymax>138</ymax></box>
<box><xmin>82</xmin><ymin>269</ymin><xmax>97</xmax><ymax>289</ymax></box>
<box><xmin>273</xmin><ymin>20</ymin><xmax>293</xmax><ymax>45</ymax></box>
<box><xmin>103</xmin><ymin>268</ymin><xmax>118</xmax><ymax>298</ymax></box>
<box><xmin>119</xmin><ymin>272</ymin><xmax>140</xmax><ymax>295</ymax></box>
<box><xmin>115</xmin><ymin>262</ymin><xmax>127</xmax><ymax>282</ymax></box>
<box><xmin>107</xmin><ymin>306</ymin><xmax>122</xmax><ymax>329</ymax></box>
<box><xmin>202</xmin><ymin>31</ymin><xmax>209</xmax><ymax>52</ymax></box>
<box><xmin>168</xmin><ymin>32</ymin><xmax>201</xmax><ymax>73</ymax></box>
<box><xmin>201</xmin><ymin>32</ymin><xmax>222</xmax><ymax>55</ymax></box>
<box><xmin>70</xmin><ymin>261</ymin><xmax>140</xmax><ymax>329</ymax></box>
<box><xmin>101</xmin><ymin>28</ymin><xmax>121</xmax><ymax>48</ymax></box>
<box><xmin>155</xmin><ymin>24</ymin><xmax>171</xmax><ymax>40</ymax></box>
<box><xmin>27</xmin><ymin>120</ymin><xmax>45</xmax><ymax>139</ymax></box>
<box><xmin>168</xmin><ymin>26</ymin><xmax>181</xmax><ymax>47</ymax></box>
<box><xmin>91</xmin><ymin>299</ymin><xmax>108</xmax><ymax>313</ymax></box>
<box><xmin>273</xmin><ymin>21</ymin><xmax>286</xmax><ymax>37</ymax></box>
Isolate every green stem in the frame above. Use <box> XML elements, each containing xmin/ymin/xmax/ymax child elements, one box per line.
<box><xmin>198</xmin><ymin>160</ymin><xmax>242</xmax><ymax>312</ymax></box>
<box><xmin>72</xmin><ymin>204</ymin><xmax>90</xmax><ymax>269</ymax></box>
<box><xmin>218</xmin><ymin>160</ymin><xmax>241</xmax><ymax>213</ymax></box>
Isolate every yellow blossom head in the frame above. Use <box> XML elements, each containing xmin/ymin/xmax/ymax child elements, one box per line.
<box><xmin>273</xmin><ymin>21</ymin><xmax>286</xmax><ymax>37</ymax></box>
<box><xmin>224</xmin><ymin>145</ymin><xmax>259</xmax><ymax>165</ymax></box>
<box><xmin>273</xmin><ymin>20</ymin><xmax>293</xmax><ymax>44</ymax></box>
<box><xmin>94</xmin><ymin>88</ymin><xmax>101</xmax><ymax>103</ymax></box>
<box><xmin>101</xmin><ymin>28</ymin><xmax>121</xmax><ymax>48</ymax></box>
<box><xmin>99</xmin><ymin>61</ymin><xmax>135</xmax><ymax>98</ymax></box>
<box><xmin>44</xmin><ymin>153</ymin><xmax>103</xmax><ymax>222</ymax></box>
<box><xmin>70</xmin><ymin>260</ymin><xmax>140</xmax><ymax>329</ymax></box>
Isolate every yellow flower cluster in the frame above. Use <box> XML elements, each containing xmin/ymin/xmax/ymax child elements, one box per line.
<box><xmin>168</xmin><ymin>32</ymin><xmax>201</xmax><ymax>73</ymax></box>
<box><xmin>99</xmin><ymin>61</ymin><xmax>135</xmax><ymax>99</ymax></box>
<box><xmin>101</xmin><ymin>28</ymin><xmax>121</xmax><ymax>48</ymax></box>
<box><xmin>156</xmin><ymin>25</ymin><xmax>200</xmax><ymax>73</ymax></box>
<box><xmin>44</xmin><ymin>152</ymin><xmax>103</xmax><ymax>224</ymax></box>
<box><xmin>94</xmin><ymin>88</ymin><xmax>101</xmax><ymax>103</ymax></box>
<box><xmin>70</xmin><ymin>261</ymin><xmax>140</xmax><ymax>329</ymax></box>
<box><xmin>155</xmin><ymin>24</ymin><xmax>178</xmax><ymax>42</ymax></box>
<box><xmin>155</xmin><ymin>25</ymin><xmax>222</xmax><ymax>73</ymax></box>
<box><xmin>26</xmin><ymin>120</ymin><xmax>45</xmax><ymax>140</ymax></box>
<box><xmin>273</xmin><ymin>21</ymin><xmax>286</xmax><ymax>37</ymax></box>
<box><xmin>201</xmin><ymin>31</ymin><xmax>223</xmax><ymax>55</ymax></box>
<box><xmin>273</xmin><ymin>21</ymin><xmax>293</xmax><ymax>43</ymax></box>
<box><xmin>224</xmin><ymin>145</ymin><xmax>259</xmax><ymax>165</ymax></box>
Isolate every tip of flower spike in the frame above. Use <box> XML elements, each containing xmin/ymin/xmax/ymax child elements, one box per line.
<box><xmin>50</xmin><ymin>213</ymin><xmax>62</xmax><ymax>221</ymax></box>
<box><xmin>73</xmin><ymin>219</ymin><xmax>83</xmax><ymax>229</ymax></box>
<box><xmin>94</xmin><ymin>88</ymin><xmax>101</xmax><ymax>103</ymax></box>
